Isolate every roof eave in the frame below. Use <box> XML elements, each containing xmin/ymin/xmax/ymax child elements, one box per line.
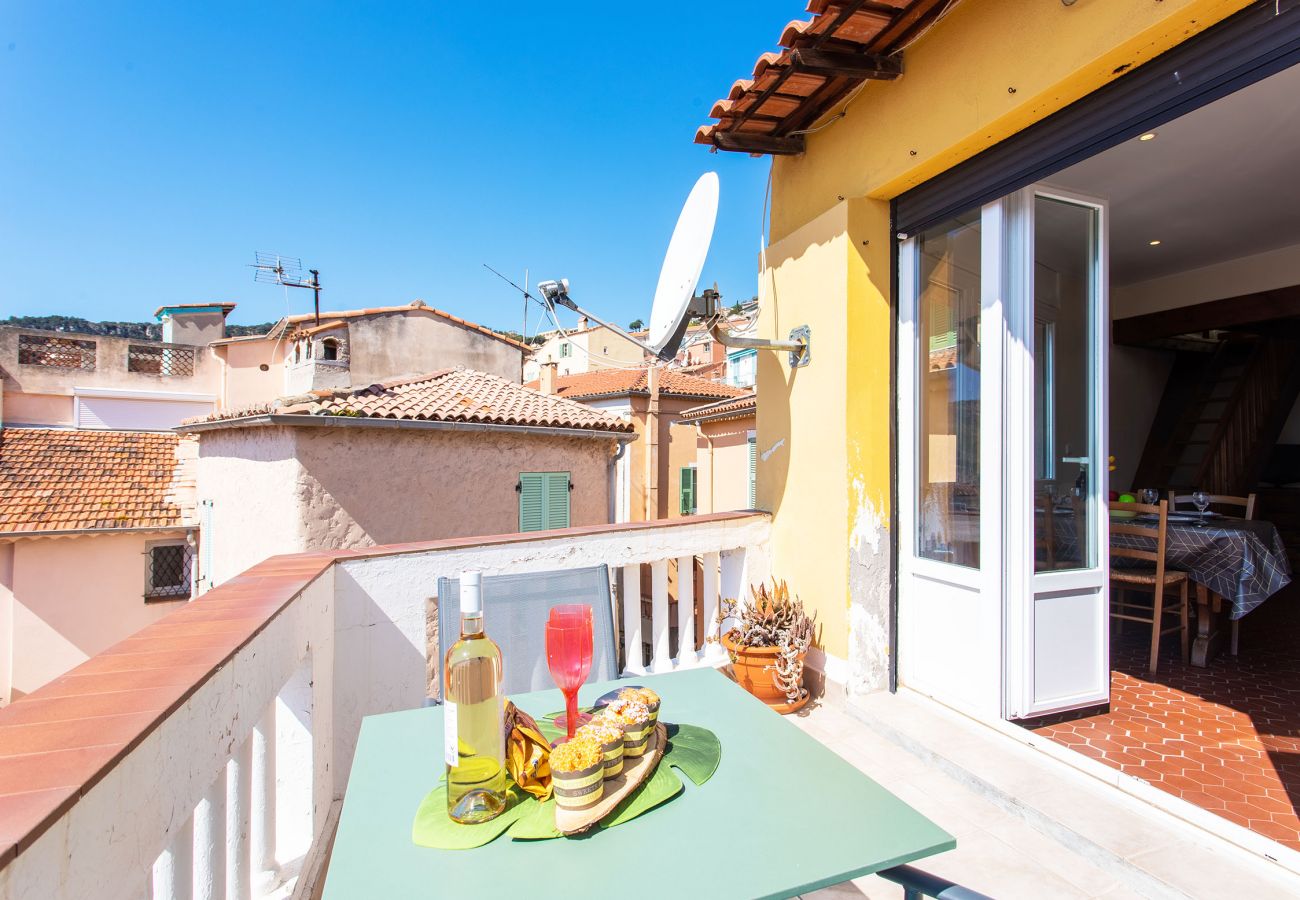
<box><xmin>180</xmin><ymin>413</ymin><xmax>637</xmax><ymax>442</ymax></box>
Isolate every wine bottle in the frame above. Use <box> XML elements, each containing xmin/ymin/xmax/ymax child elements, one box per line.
<box><xmin>444</xmin><ymin>571</ymin><xmax>508</xmax><ymax>823</ymax></box>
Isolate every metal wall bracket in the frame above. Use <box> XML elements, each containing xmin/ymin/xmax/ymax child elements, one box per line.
<box><xmin>789</xmin><ymin>325</ymin><xmax>811</xmax><ymax>368</ymax></box>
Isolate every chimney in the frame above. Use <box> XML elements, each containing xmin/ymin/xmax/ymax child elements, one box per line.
<box><xmin>540</xmin><ymin>361</ymin><xmax>558</xmax><ymax>395</ymax></box>
<box><xmin>578</xmin><ymin>315</ymin><xmax>589</xmax><ymax>331</ymax></box>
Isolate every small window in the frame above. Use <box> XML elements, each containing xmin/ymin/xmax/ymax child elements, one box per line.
<box><xmin>680</xmin><ymin>466</ymin><xmax>697</xmax><ymax>516</ymax></box>
<box><xmin>518</xmin><ymin>472</ymin><xmax>571</xmax><ymax>532</ymax></box>
<box><xmin>560</xmin><ymin>342</ymin><xmax>572</xmax><ymax>358</ymax></box>
<box><xmin>146</xmin><ymin>541</ymin><xmax>192</xmax><ymax>601</ymax></box>
<box><xmin>321</xmin><ymin>338</ymin><xmax>340</xmax><ymax>361</ymax></box>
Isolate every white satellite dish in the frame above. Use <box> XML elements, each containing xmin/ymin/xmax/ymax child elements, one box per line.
<box><xmin>647</xmin><ymin>172</ymin><xmax>719</xmax><ymax>358</ymax></box>
<box><xmin>529</xmin><ymin>172</ymin><xmax>809</xmax><ymax>368</ymax></box>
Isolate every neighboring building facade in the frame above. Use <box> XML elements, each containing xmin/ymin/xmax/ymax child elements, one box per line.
<box><xmin>0</xmin><ymin>307</ymin><xmax>227</xmax><ymax>432</ymax></box>
<box><xmin>0</xmin><ymin>428</ymin><xmax>196</xmax><ymax>703</ymax></box>
<box><xmin>678</xmin><ymin>393</ymin><xmax>757</xmax><ymax>515</ymax></box>
<box><xmin>523</xmin><ymin>319</ymin><xmax>647</xmax><ymax>381</ymax></box>
<box><xmin>218</xmin><ymin>300</ymin><xmax>528</xmax><ymax>407</ymax></box>
<box><xmin>532</xmin><ymin>367</ymin><xmax>746</xmax><ymax>523</ymax></box>
<box><xmin>695</xmin><ymin>1</ymin><xmax>1284</xmax><ymax>709</ymax></box>
<box><xmin>185</xmin><ymin>370</ymin><xmax>635</xmax><ymax>586</ymax></box>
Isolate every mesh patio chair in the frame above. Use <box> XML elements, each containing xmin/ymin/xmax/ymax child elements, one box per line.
<box><xmin>435</xmin><ymin>565</ymin><xmax>620</xmax><ymax>698</ymax></box>
<box><xmin>1168</xmin><ymin>491</ymin><xmax>1256</xmax><ymax>655</ymax></box>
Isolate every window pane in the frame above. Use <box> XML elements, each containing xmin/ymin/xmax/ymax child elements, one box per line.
<box><xmin>916</xmin><ymin>212</ymin><xmax>982</xmax><ymax>568</ymax></box>
<box><xmin>1033</xmin><ymin>196</ymin><xmax>1098</xmax><ymax>572</ymax></box>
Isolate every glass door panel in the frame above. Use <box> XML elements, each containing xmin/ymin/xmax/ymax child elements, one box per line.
<box><xmin>917</xmin><ymin>213</ymin><xmax>982</xmax><ymax>569</ymax></box>
<box><xmin>1033</xmin><ymin>196</ymin><xmax>1099</xmax><ymax>574</ymax></box>
<box><xmin>1006</xmin><ymin>186</ymin><xmax>1109</xmax><ymax>720</ymax></box>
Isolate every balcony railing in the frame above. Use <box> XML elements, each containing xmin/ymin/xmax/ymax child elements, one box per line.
<box><xmin>0</xmin><ymin>512</ymin><xmax>769</xmax><ymax>899</ymax></box>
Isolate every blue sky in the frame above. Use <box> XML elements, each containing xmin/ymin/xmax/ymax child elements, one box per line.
<box><xmin>0</xmin><ymin>2</ymin><xmax>789</xmax><ymax>335</ymax></box>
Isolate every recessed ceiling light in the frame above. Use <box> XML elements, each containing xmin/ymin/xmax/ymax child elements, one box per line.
<box><xmin>1139</xmin><ymin>131</ymin><xmax>1157</xmax><ymax>142</ymax></box>
<box><xmin>1149</xmin><ymin>239</ymin><xmax>1162</xmax><ymax>246</ymax></box>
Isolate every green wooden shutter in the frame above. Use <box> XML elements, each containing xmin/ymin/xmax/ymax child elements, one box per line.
<box><xmin>748</xmin><ymin>436</ymin><xmax>757</xmax><ymax>508</ymax></box>
<box><xmin>520</xmin><ymin>472</ymin><xmax>570</xmax><ymax>532</ymax></box>
<box><xmin>680</xmin><ymin>467</ymin><xmax>696</xmax><ymax>515</ymax></box>
<box><xmin>546</xmin><ymin>471</ymin><xmax>571</xmax><ymax>529</ymax></box>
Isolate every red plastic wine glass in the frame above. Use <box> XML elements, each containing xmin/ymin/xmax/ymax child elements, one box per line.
<box><xmin>546</xmin><ymin>610</ymin><xmax>594</xmax><ymax>739</ymax></box>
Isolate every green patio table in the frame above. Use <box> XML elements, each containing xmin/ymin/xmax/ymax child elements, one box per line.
<box><xmin>324</xmin><ymin>666</ymin><xmax>954</xmax><ymax>900</ymax></box>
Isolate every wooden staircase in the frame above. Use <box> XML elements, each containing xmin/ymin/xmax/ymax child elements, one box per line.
<box><xmin>1134</xmin><ymin>335</ymin><xmax>1300</xmax><ymax>495</ymax></box>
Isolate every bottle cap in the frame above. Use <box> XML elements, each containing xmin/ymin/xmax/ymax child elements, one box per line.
<box><xmin>460</xmin><ymin>571</ymin><xmax>483</xmax><ymax>615</ymax></box>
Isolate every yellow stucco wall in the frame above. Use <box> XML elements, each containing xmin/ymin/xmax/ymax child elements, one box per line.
<box><xmin>756</xmin><ymin>0</ymin><xmax>1253</xmax><ymax>690</ymax></box>
<box><xmin>770</xmin><ymin>0</ymin><xmax>1252</xmax><ymax>242</ymax></box>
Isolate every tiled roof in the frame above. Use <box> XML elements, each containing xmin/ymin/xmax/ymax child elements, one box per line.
<box><xmin>186</xmin><ymin>370</ymin><xmax>635</xmax><ymax>434</ymax></box>
<box><xmin>696</xmin><ymin>1</ymin><xmax>950</xmax><ymax>155</ymax></box>
<box><xmin>527</xmin><ymin>368</ymin><xmax>748</xmax><ymax>401</ymax></box>
<box><xmin>271</xmin><ymin>300</ymin><xmax>528</xmax><ymax>350</ymax></box>
<box><xmin>0</xmin><ymin>429</ymin><xmax>183</xmax><ymax>535</ymax></box>
<box><xmin>678</xmin><ymin>393</ymin><xmax>757</xmax><ymax>424</ymax></box>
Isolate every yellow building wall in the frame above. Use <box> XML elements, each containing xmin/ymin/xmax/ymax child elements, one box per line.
<box><xmin>756</xmin><ymin>0</ymin><xmax>1251</xmax><ymax>693</ymax></box>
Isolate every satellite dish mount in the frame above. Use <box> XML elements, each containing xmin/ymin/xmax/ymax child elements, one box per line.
<box><xmin>534</xmin><ymin>172</ymin><xmax>809</xmax><ymax>368</ymax></box>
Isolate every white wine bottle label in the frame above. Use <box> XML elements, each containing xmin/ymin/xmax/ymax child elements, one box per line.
<box><xmin>444</xmin><ymin>700</ymin><xmax>459</xmax><ymax>767</ymax></box>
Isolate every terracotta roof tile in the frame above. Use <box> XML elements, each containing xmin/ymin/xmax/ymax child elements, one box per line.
<box><xmin>0</xmin><ymin>429</ymin><xmax>183</xmax><ymax>535</ymax></box>
<box><xmin>696</xmin><ymin>1</ymin><xmax>949</xmax><ymax>155</ymax></box>
<box><xmin>187</xmin><ymin>370</ymin><xmax>635</xmax><ymax>434</ymax></box>
<box><xmin>527</xmin><ymin>368</ymin><xmax>747</xmax><ymax>401</ymax></box>
<box><xmin>677</xmin><ymin>393</ymin><xmax>757</xmax><ymax>423</ymax></box>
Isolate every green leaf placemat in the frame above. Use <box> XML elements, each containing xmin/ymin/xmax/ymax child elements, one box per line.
<box><xmin>599</xmin><ymin>758</ymin><xmax>684</xmax><ymax>829</ymax></box>
<box><xmin>412</xmin><ymin>786</ymin><xmax>528</xmax><ymax>850</ymax></box>
<box><xmin>662</xmin><ymin>722</ymin><xmax>722</xmax><ymax>786</ymax></box>
<box><xmin>415</xmin><ymin>719</ymin><xmax>721</xmax><ymax>849</ymax></box>
<box><xmin>507</xmin><ymin>797</ymin><xmax>561</xmax><ymax>841</ymax></box>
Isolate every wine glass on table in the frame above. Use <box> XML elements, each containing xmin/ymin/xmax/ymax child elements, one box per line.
<box><xmin>1140</xmin><ymin>488</ymin><xmax>1159</xmax><ymax>507</ymax></box>
<box><xmin>1192</xmin><ymin>490</ymin><xmax>1211</xmax><ymax>526</ymax></box>
<box><xmin>546</xmin><ymin>605</ymin><xmax>594</xmax><ymax>741</ymax></box>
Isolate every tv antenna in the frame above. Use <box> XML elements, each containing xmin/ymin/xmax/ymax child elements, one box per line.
<box><xmin>531</xmin><ymin>172</ymin><xmax>809</xmax><ymax>366</ymax></box>
<box><xmin>250</xmin><ymin>251</ymin><xmax>323</xmax><ymax>327</ymax></box>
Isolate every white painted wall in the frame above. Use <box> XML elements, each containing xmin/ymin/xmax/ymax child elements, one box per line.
<box><xmin>195</xmin><ymin>427</ymin><xmax>305</xmax><ymax>587</ymax></box>
<box><xmin>1110</xmin><ymin>242</ymin><xmax>1300</xmax><ymax>487</ymax></box>
<box><xmin>1113</xmin><ymin>242</ymin><xmax>1300</xmax><ymax>317</ymax></box>
<box><xmin>2</xmin><ymin>531</ymin><xmax>190</xmax><ymax>703</ymax></box>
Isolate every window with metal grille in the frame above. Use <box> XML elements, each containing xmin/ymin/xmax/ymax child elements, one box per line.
<box><xmin>127</xmin><ymin>344</ymin><xmax>196</xmax><ymax>376</ymax></box>
<box><xmin>18</xmin><ymin>334</ymin><xmax>96</xmax><ymax>370</ymax></box>
<box><xmin>145</xmin><ymin>542</ymin><xmax>192</xmax><ymax>600</ymax></box>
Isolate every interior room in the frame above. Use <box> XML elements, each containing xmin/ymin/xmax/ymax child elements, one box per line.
<box><xmin>1024</xmin><ymin>61</ymin><xmax>1300</xmax><ymax>850</ymax></box>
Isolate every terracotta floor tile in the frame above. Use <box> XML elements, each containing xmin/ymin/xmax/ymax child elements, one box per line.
<box><xmin>1031</xmin><ymin>585</ymin><xmax>1300</xmax><ymax>851</ymax></box>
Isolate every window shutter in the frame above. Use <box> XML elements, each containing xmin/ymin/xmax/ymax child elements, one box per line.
<box><xmin>546</xmin><ymin>472</ymin><xmax>571</xmax><ymax>530</ymax></box>
<box><xmin>748</xmin><ymin>436</ymin><xmax>757</xmax><ymax>508</ymax></box>
<box><xmin>520</xmin><ymin>472</ymin><xmax>570</xmax><ymax>532</ymax></box>
<box><xmin>519</xmin><ymin>473</ymin><xmax>546</xmax><ymax>532</ymax></box>
<box><xmin>680</xmin><ymin>467</ymin><xmax>696</xmax><ymax>515</ymax></box>
<box><xmin>199</xmin><ymin>499</ymin><xmax>214</xmax><ymax>591</ymax></box>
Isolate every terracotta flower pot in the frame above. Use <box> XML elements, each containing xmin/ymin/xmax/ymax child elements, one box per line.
<box><xmin>722</xmin><ymin>632</ymin><xmax>809</xmax><ymax>714</ymax></box>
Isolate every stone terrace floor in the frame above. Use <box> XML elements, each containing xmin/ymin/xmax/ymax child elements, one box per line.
<box><xmin>1031</xmin><ymin>586</ymin><xmax>1300</xmax><ymax>852</ymax></box>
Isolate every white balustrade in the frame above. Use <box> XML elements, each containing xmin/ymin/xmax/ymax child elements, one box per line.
<box><xmin>676</xmin><ymin>555</ymin><xmax>697</xmax><ymax>667</ymax></box>
<box><xmin>3</xmin><ymin>513</ymin><xmax>769</xmax><ymax>900</ymax></box>
<box><xmin>227</xmin><ymin>737</ymin><xmax>252</xmax><ymax>900</ymax></box>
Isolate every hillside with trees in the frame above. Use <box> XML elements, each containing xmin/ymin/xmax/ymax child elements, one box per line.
<box><xmin>3</xmin><ymin>315</ymin><xmax>273</xmax><ymax>340</ymax></box>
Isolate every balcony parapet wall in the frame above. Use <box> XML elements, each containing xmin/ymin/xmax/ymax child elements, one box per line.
<box><xmin>0</xmin><ymin>511</ymin><xmax>770</xmax><ymax>896</ymax></box>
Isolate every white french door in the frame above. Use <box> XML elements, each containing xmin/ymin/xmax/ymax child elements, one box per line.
<box><xmin>898</xmin><ymin>186</ymin><xmax>1109</xmax><ymax>722</ymax></box>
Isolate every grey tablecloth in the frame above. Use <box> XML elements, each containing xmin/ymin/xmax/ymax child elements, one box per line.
<box><xmin>1056</xmin><ymin>513</ymin><xmax>1293</xmax><ymax>619</ymax></box>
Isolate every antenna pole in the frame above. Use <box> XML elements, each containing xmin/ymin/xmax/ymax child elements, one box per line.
<box><xmin>310</xmin><ymin>269</ymin><xmax>321</xmax><ymax>327</ymax></box>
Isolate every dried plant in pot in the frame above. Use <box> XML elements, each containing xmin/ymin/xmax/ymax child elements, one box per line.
<box><xmin>714</xmin><ymin>580</ymin><xmax>816</xmax><ymax>714</ymax></box>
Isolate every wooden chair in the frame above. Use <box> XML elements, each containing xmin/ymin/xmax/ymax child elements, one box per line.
<box><xmin>1110</xmin><ymin>500</ymin><xmax>1190</xmax><ymax>674</ymax></box>
<box><xmin>1168</xmin><ymin>491</ymin><xmax>1256</xmax><ymax>654</ymax></box>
